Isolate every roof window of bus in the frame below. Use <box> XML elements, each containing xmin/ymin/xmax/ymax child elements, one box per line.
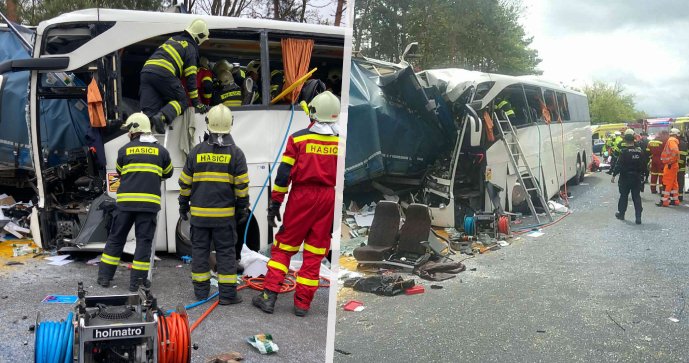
<box><xmin>495</xmin><ymin>84</ymin><xmax>530</xmax><ymax>127</ymax></box>
<box><xmin>43</xmin><ymin>23</ymin><xmax>115</xmax><ymax>55</ymax></box>
<box><xmin>267</xmin><ymin>33</ymin><xmax>344</xmax><ymax>106</ymax></box>
<box><xmin>556</xmin><ymin>92</ymin><xmax>570</xmax><ymax>121</ymax></box>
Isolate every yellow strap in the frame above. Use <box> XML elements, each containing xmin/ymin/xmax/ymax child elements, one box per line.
<box><xmin>276</xmin><ymin>242</ymin><xmax>300</xmax><ymax>252</ymax></box>
<box><xmin>145</xmin><ymin>59</ymin><xmax>176</xmax><ymax>75</ymax></box>
<box><xmin>179</xmin><ymin>188</ymin><xmax>191</xmax><ymax>197</ymax></box>
<box><xmin>296</xmin><ymin>275</ymin><xmax>319</xmax><ymax>287</ymax></box>
<box><xmin>202</xmin><ymin>76</ymin><xmax>213</xmax><ymax>82</ymax></box>
<box><xmin>163</xmin><ymin>163</ymin><xmax>173</xmax><ymax>174</ymax></box>
<box><xmin>117</xmin><ymin>193</ymin><xmax>161</xmax><ymax>204</ymax></box>
<box><xmin>101</xmin><ymin>253</ymin><xmax>120</xmax><ymax>265</ymax></box>
<box><xmin>179</xmin><ymin>171</ymin><xmax>192</xmax><ymax>184</ymax></box>
<box><xmin>189</xmin><ymin>89</ymin><xmax>199</xmax><ymax>98</ymax></box>
<box><xmin>193</xmin><ymin>172</ymin><xmax>234</xmax><ymax>183</ymax></box>
<box><xmin>293</xmin><ymin>134</ymin><xmax>339</xmax><ymax>144</ymax></box>
<box><xmin>234</xmin><ymin>173</ymin><xmax>249</xmax><ymax>184</ymax></box>
<box><xmin>303</xmin><ymin>243</ymin><xmax>327</xmax><ymax>255</ymax></box>
<box><xmin>190</xmin><ymin>206</ymin><xmax>235</xmax><ymax>217</ymax></box>
<box><xmin>234</xmin><ymin>187</ymin><xmax>249</xmax><ymax>198</ymax></box>
<box><xmin>273</xmin><ymin>185</ymin><xmax>288</xmax><ymax>193</ymax></box>
<box><xmin>223</xmin><ymin>100</ymin><xmax>242</xmax><ymax>107</ymax></box>
<box><xmin>169</xmin><ymin>100</ymin><xmax>182</xmax><ymax>116</ymax></box>
<box><xmin>184</xmin><ymin>66</ymin><xmax>198</xmax><ymax>77</ymax></box>
<box><xmin>132</xmin><ymin>260</ymin><xmax>150</xmax><ymax>271</ymax></box>
<box><xmin>192</xmin><ymin>271</ymin><xmax>211</xmax><ymax>282</ymax></box>
<box><xmin>161</xmin><ymin>43</ymin><xmax>183</xmax><ymax>73</ymax></box>
<box><xmin>267</xmin><ymin>260</ymin><xmax>288</xmax><ymax>273</ymax></box>
<box><xmin>281</xmin><ymin>155</ymin><xmax>295</xmax><ymax>165</ymax></box>
<box><xmin>217</xmin><ymin>274</ymin><xmax>238</xmax><ymax>284</ymax></box>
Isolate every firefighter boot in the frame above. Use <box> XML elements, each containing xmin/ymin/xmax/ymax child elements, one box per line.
<box><xmin>129</xmin><ymin>270</ymin><xmax>151</xmax><ymax>292</ymax></box>
<box><xmin>294</xmin><ymin>306</ymin><xmax>309</xmax><ymax>317</ymax></box>
<box><xmin>219</xmin><ymin>285</ymin><xmax>243</xmax><ymax>305</ymax></box>
<box><xmin>97</xmin><ymin>263</ymin><xmax>117</xmax><ymax>287</ymax></box>
<box><xmin>194</xmin><ymin>281</ymin><xmax>211</xmax><ymax>301</ymax></box>
<box><xmin>615</xmin><ymin>212</ymin><xmax>624</xmax><ymax>220</ymax></box>
<box><xmin>252</xmin><ymin>290</ymin><xmax>278</xmax><ymax>314</ymax></box>
<box><xmin>150</xmin><ymin>113</ymin><xmax>166</xmax><ymax>134</ymax></box>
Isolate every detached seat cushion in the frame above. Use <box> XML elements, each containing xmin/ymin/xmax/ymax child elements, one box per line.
<box><xmin>353</xmin><ymin>201</ymin><xmax>400</xmax><ymax>261</ymax></box>
<box><xmin>395</xmin><ymin>203</ymin><xmax>431</xmax><ymax>256</ymax></box>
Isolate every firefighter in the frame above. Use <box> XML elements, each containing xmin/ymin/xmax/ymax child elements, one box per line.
<box><xmin>647</xmin><ymin>130</ymin><xmax>667</xmax><ymax>193</ymax></box>
<box><xmin>242</xmin><ymin>60</ymin><xmax>284</xmax><ymax>104</ymax></box>
<box><xmin>678</xmin><ymin>131</ymin><xmax>688</xmax><ymax>202</ymax></box>
<box><xmin>178</xmin><ymin>105</ymin><xmax>250</xmax><ymax>303</ymax></box>
<box><xmin>211</xmin><ymin>70</ymin><xmax>242</xmax><ymax>107</ymax></box>
<box><xmin>140</xmin><ymin>19</ymin><xmax>210</xmax><ymax>134</ymax></box>
<box><xmin>611</xmin><ymin>129</ymin><xmax>646</xmax><ymax>224</ymax></box>
<box><xmin>637</xmin><ymin>132</ymin><xmax>650</xmax><ymax>184</ymax></box>
<box><xmin>494</xmin><ymin>96</ymin><xmax>516</xmax><ymax>120</ymax></box>
<box><xmin>252</xmin><ymin>91</ymin><xmax>341</xmax><ymax>317</ymax></box>
<box><xmin>97</xmin><ymin>113</ymin><xmax>173</xmax><ymax>290</ymax></box>
<box><xmin>182</xmin><ymin>56</ymin><xmax>214</xmax><ymax>107</ymax></box>
<box><xmin>659</xmin><ymin>128</ymin><xmax>681</xmax><ymax>207</ymax></box>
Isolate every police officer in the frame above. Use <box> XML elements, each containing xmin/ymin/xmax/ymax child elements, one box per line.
<box><xmin>178</xmin><ymin>105</ymin><xmax>250</xmax><ymax>304</ymax></box>
<box><xmin>140</xmin><ymin>19</ymin><xmax>210</xmax><ymax>134</ymax></box>
<box><xmin>98</xmin><ymin>113</ymin><xmax>173</xmax><ymax>290</ymax></box>
<box><xmin>211</xmin><ymin>71</ymin><xmax>242</xmax><ymax>107</ymax></box>
<box><xmin>253</xmin><ymin>91</ymin><xmax>341</xmax><ymax>317</ymax></box>
<box><xmin>611</xmin><ymin>129</ymin><xmax>646</xmax><ymax>224</ymax></box>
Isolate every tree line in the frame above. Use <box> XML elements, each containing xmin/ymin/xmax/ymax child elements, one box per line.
<box><xmin>582</xmin><ymin>81</ymin><xmax>648</xmax><ymax>124</ymax></box>
<box><xmin>353</xmin><ymin>0</ymin><xmax>541</xmax><ymax>75</ymax></box>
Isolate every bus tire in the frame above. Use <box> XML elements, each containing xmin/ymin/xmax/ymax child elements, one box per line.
<box><xmin>177</xmin><ymin>216</ymin><xmax>261</xmax><ymax>259</ymax></box>
<box><xmin>579</xmin><ymin>152</ymin><xmax>586</xmax><ymax>183</ymax></box>
<box><xmin>570</xmin><ymin>154</ymin><xmax>582</xmax><ymax>185</ymax></box>
<box><xmin>175</xmin><ymin>217</ymin><xmax>193</xmax><ymax>259</ymax></box>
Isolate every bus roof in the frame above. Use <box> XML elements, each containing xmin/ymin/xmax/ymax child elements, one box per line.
<box><xmin>37</xmin><ymin>8</ymin><xmax>346</xmax><ymax>37</ymax></box>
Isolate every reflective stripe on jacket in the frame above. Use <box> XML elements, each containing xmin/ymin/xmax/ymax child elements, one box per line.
<box><xmin>115</xmin><ymin>138</ymin><xmax>173</xmax><ymax>212</ymax></box>
<box><xmin>179</xmin><ymin>138</ymin><xmax>249</xmax><ymax>227</ymax></box>
<box><xmin>142</xmin><ymin>32</ymin><xmax>200</xmax><ymax>104</ymax></box>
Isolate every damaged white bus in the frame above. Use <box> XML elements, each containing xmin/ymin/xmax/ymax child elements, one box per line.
<box><xmin>0</xmin><ymin>9</ymin><xmax>347</xmax><ymax>255</ymax></box>
<box><xmin>345</xmin><ymin>58</ymin><xmax>591</xmax><ymax>228</ymax></box>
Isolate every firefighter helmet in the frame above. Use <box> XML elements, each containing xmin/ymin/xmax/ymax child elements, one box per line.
<box><xmin>213</xmin><ymin>59</ymin><xmax>232</xmax><ymax>75</ymax></box>
<box><xmin>199</xmin><ymin>56</ymin><xmax>210</xmax><ymax>69</ymax></box>
<box><xmin>624</xmin><ymin>129</ymin><xmax>635</xmax><ymax>136</ymax></box>
<box><xmin>218</xmin><ymin>70</ymin><xmax>234</xmax><ymax>86</ymax></box>
<box><xmin>185</xmin><ymin>19</ymin><xmax>209</xmax><ymax>45</ymax></box>
<box><xmin>121</xmin><ymin>112</ymin><xmax>151</xmax><ymax>134</ymax></box>
<box><xmin>614</xmin><ymin>131</ymin><xmax>622</xmax><ymax>136</ymax></box>
<box><xmin>308</xmin><ymin>91</ymin><xmax>340</xmax><ymax>123</ymax></box>
<box><xmin>246</xmin><ymin>60</ymin><xmax>260</xmax><ymax>74</ymax></box>
<box><xmin>206</xmin><ymin>105</ymin><xmax>233</xmax><ymax>134</ymax></box>
<box><xmin>670</xmin><ymin>128</ymin><xmax>680</xmax><ymax>136</ymax></box>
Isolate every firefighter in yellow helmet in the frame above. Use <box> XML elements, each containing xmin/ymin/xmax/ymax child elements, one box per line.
<box><xmin>141</xmin><ymin>19</ymin><xmax>210</xmax><ymax>133</ymax></box>
<box><xmin>98</xmin><ymin>113</ymin><xmax>173</xmax><ymax>290</ymax></box>
<box><xmin>211</xmin><ymin>70</ymin><xmax>243</xmax><ymax>107</ymax></box>
<box><xmin>178</xmin><ymin>105</ymin><xmax>250</xmax><ymax>303</ymax></box>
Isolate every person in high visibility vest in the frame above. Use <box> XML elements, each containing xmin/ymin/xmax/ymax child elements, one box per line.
<box><xmin>252</xmin><ymin>91</ymin><xmax>341</xmax><ymax>317</ymax></box>
<box><xmin>659</xmin><ymin>128</ymin><xmax>681</xmax><ymax>206</ymax></box>
<box><xmin>97</xmin><ymin>113</ymin><xmax>173</xmax><ymax>290</ymax></box>
<box><xmin>646</xmin><ymin>130</ymin><xmax>668</xmax><ymax>193</ymax></box>
<box><xmin>178</xmin><ymin>105</ymin><xmax>250</xmax><ymax>303</ymax></box>
<box><xmin>140</xmin><ymin>19</ymin><xmax>211</xmax><ymax>134</ymax></box>
<box><xmin>211</xmin><ymin>70</ymin><xmax>242</xmax><ymax>108</ymax></box>
<box><xmin>608</xmin><ymin>131</ymin><xmax>624</xmax><ymax>174</ymax></box>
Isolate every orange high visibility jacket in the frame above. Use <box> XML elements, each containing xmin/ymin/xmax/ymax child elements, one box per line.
<box><xmin>661</xmin><ymin>136</ymin><xmax>679</xmax><ymax>165</ymax></box>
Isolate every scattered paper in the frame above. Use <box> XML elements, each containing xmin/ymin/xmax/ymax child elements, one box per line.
<box><xmin>247</xmin><ymin>334</ymin><xmax>279</xmax><ymax>354</ymax></box>
<box><xmin>353</xmin><ymin>214</ymin><xmax>374</xmax><ymax>227</ymax></box>
<box><xmin>526</xmin><ymin>230</ymin><xmax>544</xmax><ymax>238</ymax></box>
<box><xmin>343</xmin><ymin>300</ymin><xmax>365</xmax><ymax>312</ymax></box>
<box><xmin>497</xmin><ymin>240</ymin><xmax>509</xmax><ymax>247</ymax></box>
<box><xmin>669</xmin><ymin>317</ymin><xmax>680</xmax><ymax>323</ymax></box>
<box><xmin>42</xmin><ymin>295</ymin><xmax>78</xmax><ymax>304</ymax></box>
<box><xmin>86</xmin><ymin>256</ymin><xmax>101</xmax><ymax>265</ymax></box>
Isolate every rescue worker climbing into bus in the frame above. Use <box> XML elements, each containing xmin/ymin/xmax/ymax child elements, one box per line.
<box><xmin>611</xmin><ymin>129</ymin><xmax>645</xmax><ymax>224</ymax></box>
<box><xmin>140</xmin><ymin>19</ymin><xmax>210</xmax><ymax>134</ymax></box>
<box><xmin>494</xmin><ymin>96</ymin><xmax>515</xmax><ymax>120</ymax></box>
<box><xmin>178</xmin><ymin>105</ymin><xmax>250</xmax><ymax>304</ymax></box>
<box><xmin>677</xmin><ymin>130</ymin><xmax>688</xmax><ymax>201</ymax></box>
<box><xmin>97</xmin><ymin>113</ymin><xmax>173</xmax><ymax>290</ymax></box>
<box><xmin>647</xmin><ymin>130</ymin><xmax>668</xmax><ymax>193</ymax></box>
<box><xmin>211</xmin><ymin>70</ymin><xmax>243</xmax><ymax>107</ymax></box>
<box><xmin>659</xmin><ymin>128</ymin><xmax>681</xmax><ymax>207</ymax></box>
<box><xmin>253</xmin><ymin>91</ymin><xmax>341</xmax><ymax>317</ymax></box>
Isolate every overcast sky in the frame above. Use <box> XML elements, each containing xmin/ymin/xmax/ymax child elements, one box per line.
<box><xmin>521</xmin><ymin>0</ymin><xmax>689</xmax><ymax>117</ymax></box>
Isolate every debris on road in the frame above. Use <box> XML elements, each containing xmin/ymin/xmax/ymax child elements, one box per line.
<box><xmin>246</xmin><ymin>334</ymin><xmax>279</xmax><ymax>355</ymax></box>
<box><xmin>343</xmin><ymin>300</ymin><xmax>365</xmax><ymax>312</ymax></box>
<box><xmin>343</xmin><ymin>274</ymin><xmax>415</xmax><ymax>296</ymax></box>
<box><xmin>206</xmin><ymin>351</ymin><xmax>243</xmax><ymax>363</ymax></box>
<box><xmin>405</xmin><ymin>285</ymin><xmax>425</xmax><ymax>295</ymax></box>
<box><xmin>669</xmin><ymin>317</ymin><xmax>680</xmax><ymax>323</ymax></box>
<box><xmin>41</xmin><ymin>295</ymin><xmax>78</xmax><ymax>304</ymax></box>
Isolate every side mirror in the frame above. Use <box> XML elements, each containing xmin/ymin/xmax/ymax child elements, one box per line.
<box><xmin>399</xmin><ymin>42</ymin><xmax>419</xmax><ymax>66</ymax></box>
<box><xmin>0</xmin><ymin>57</ymin><xmax>70</xmax><ymax>74</ymax></box>
<box><xmin>464</xmin><ymin>103</ymin><xmax>483</xmax><ymax>147</ymax></box>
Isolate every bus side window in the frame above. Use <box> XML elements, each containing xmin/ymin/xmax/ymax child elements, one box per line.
<box><xmin>495</xmin><ymin>85</ymin><xmax>529</xmax><ymax>127</ymax></box>
<box><xmin>557</xmin><ymin>92</ymin><xmax>570</xmax><ymax>121</ymax></box>
<box><xmin>544</xmin><ymin>89</ymin><xmax>559</xmax><ymax>122</ymax></box>
<box><xmin>523</xmin><ymin>85</ymin><xmax>543</xmax><ymax>123</ymax></box>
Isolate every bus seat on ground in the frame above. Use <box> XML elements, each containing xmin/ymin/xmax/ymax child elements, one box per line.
<box><xmin>394</xmin><ymin>203</ymin><xmax>431</xmax><ymax>257</ymax></box>
<box><xmin>352</xmin><ymin>201</ymin><xmax>400</xmax><ymax>262</ymax></box>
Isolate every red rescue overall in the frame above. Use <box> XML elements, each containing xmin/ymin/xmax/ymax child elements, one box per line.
<box><xmin>263</xmin><ymin>129</ymin><xmax>338</xmax><ymax>310</ymax></box>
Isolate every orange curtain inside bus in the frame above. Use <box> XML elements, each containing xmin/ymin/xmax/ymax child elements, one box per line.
<box><xmin>281</xmin><ymin>38</ymin><xmax>314</xmax><ymax>103</ymax></box>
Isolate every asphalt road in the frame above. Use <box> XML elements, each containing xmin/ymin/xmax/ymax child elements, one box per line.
<box><xmin>334</xmin><ymin>172</ymin><xmax>689</xmax><ymax>362</ymax></box>
<box><xmin>0</xmin><ymin>253</ymin><xmax>329</xmax><ymax>362</ymax></box>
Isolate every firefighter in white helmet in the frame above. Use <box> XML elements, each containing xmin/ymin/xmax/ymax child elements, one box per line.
<box><xmin>178</xmin><ymin>105</ymin><xmax>250</xmax><ymax>304</ymax></box>
<box><xmin>140</xmin><ymin>19</ymin><xmax>211</xmax><ymax>133</ymax></box>
<box><xmin>253</xmin><ymin>91</ymin><xmax>341</xmax><ymax>316</ymax></box>
<box><xmin>211</xmin><ymin>70</ymin><xmax>243</xmax><ymax>107</ymax></box>
<box><xmin>98</xmin><ymin>113</ymin><xmax>173</xmax><ymax>290</ymax></box>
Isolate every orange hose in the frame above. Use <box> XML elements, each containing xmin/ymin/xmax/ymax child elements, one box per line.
<box><xmin>497</xmin><ymin>215</ymin><xmax>510</xmax><ymax>235</ymax></box>
<box><xmin>158</xmin><ymin>311</ymin><xmax>190</xmax><ymax>363</ymax></box>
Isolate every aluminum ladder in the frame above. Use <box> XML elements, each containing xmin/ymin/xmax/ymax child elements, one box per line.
<box><xmin>493</xmin><ymin>112</ymin><xmax>553</xmax><ymax>223</ymax></box>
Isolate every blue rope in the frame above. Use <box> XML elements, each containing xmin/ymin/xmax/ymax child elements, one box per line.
<box><xmin>165</xmin><ymin>292</ymin><xmax>219</xmax><ymax>316</ymax></box>
<box><xmin>35</xmin><ymin>312</ymin><xmax>73</xmax><ymax>363</ymax></box>
<box><xmin>243</xmin><ymin>103</ymin><xmax>295</xmax><ymax>246</ymax></box>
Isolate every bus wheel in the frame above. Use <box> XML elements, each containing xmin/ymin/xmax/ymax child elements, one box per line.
<box><xmin>579</xmin><ymin>152</ymin><xmax>587</xmax><ymax>183</ymax></box>
<box><xmin>570</xmin><ymin>154</ymin><xmax>582</xmax><ymax>185</ymax></box>
<box><xmin>175</xmin><ymin>217</ymin><xmax>193</xmax><ymax>259</ymax></box>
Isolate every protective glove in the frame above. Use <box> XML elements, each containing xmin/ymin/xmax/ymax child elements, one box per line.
<box><xmin>179</xmin><ymin>204</ymin><xmax>190</xmax><ymax>221</ymax></box>
<box><xmin>195</xmin><ymin>103</ymin><xmax>210</xmax><ymax>114</ymax></box>
<box><xmin>236</xmin><ymin>207</ymin><xmax>249</xmax><ymax>225</ymax></box>
<box><xmin>267</xmin><ymin>200</ymin><xmax>282</xmax><ymax>228</ymax></box>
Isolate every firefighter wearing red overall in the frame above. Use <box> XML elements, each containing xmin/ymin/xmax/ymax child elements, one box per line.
<box><xmin>659</xmin><ymin>128</ymin><xmax>681</xmax><ymax>206</ymax></box>
<box><xmin>646</xmin><ymin>131</ymin><xmax>667</xmax><ymax>194</ymax></box>
<box><xmin>252</xmin><ymin>91</ymin><xmax>341</xmax><ymax>317</ymax></box>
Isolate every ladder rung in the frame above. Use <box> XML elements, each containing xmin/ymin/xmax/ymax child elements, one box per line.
<box><xmin>525</xmin><ymin>187</ymin><xmax>539</xmax><ymax>192</ymax></box>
